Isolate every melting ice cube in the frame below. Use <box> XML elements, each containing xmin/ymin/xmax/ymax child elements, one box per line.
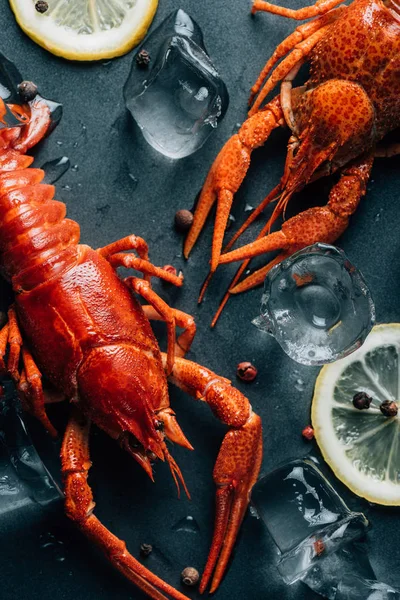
<box><xmin>336</xmin><ymin>575</ymin><xmax>400</xmax><ymax>600</ymax></box>
<box><xmin>0</xmin><ymin>52</ymin><xmax>62</xmax><ymax>131</ymax></box>
<box><xmin>0</xmin><ymin>384</ymin><xmax>63</xmax><ymax>512</ymax></box>
<box><xmin>124</xmin><ymin>9</ymin><xmax>229</xmax><ymax>159</ymax></box>
<box><xmin>251</xmin><ymin>458</ymin><xmax>369</xmax><ymax>588</ymax></box>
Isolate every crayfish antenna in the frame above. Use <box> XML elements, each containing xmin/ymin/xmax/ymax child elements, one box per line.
<box><xmin>162</xmin><ymin>441</ymin><xmax>191</xmax><ymax>500</ymax></box>
<box><xmin>200</xmin><ymin>185</ymin><xmax>282</xmax><ymax>306</ymax></box>
<box><xmin>198</xmin><ymin>271</ymin><xmax>213</xmax><ymax>304</ymax></box>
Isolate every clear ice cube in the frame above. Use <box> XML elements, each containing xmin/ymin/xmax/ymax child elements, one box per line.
<box><xmin>124</xmin><ymin>9</ymin><xmax>229</xmax><ymax>159</ymax></box>
<box><xmin>251</xmin><ymin>458</ymin><xmax>369</xmax><ymax>586</ymax></box>
<box><xmin>0</xmin><ymin>384</ymin><xmax>63</xmax><ymax>512</ymax></box>
<box><xmin>0</xmin><ymin>52</ymin><xmax>62</xmax><ymax>130</ymax></box>
<box><xmin>253</xmin><ymin>243</ymin><xmax>375</xmax><ymax>365</ymax></box>
<box><xmin>336</xmin><ymin>575</ymin><xmax>400</xmax><ymax>600</ymax></box>
<box><xmin>302</xmin><ymin>543</ymin><xmax>376</xmax><ymax>599</ymax></box>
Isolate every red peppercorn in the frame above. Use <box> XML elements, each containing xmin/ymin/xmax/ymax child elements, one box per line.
<box><xmin>236</xmin><ymin>362</ymin><xmax>257</xmax><ymax>382</ymax></box>
<box><xmin>380</xmin><ymin>400</ymin><xmax>398</xmax><ymax>417</ymax></box>
<box><xmin>136</xmin><ymin>49</ymin><xmax>151</xmax><ymax>68</ymax></box>
<box><xmin>302</xmin><ymin>425</ymin><xmax>314</xmax><ymax>440</ymax></box>
<box><xmin>163</xmin><ymin>265</ymin><xmax>177</xmax><ymax>277</ymax></box>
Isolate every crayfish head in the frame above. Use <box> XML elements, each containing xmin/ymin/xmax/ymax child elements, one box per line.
<box><xmin>77</xmin><ymin>344</ymin><xmax>190</xmax><ymax>496</ymax></box>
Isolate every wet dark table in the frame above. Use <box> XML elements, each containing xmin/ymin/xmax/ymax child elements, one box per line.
<box><xmin>0</xmin><ymin>1</ymin><xmax>400</xmax><ymax>599</ymax></box>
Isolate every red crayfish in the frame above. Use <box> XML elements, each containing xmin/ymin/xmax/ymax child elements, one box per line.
<box><xmin>184</xmin><ymin>0</ymin><xmax>400</xmax><ymax>325</ymax></box>
<box><xmin>0</xmin><ymin>98</ymin><xmax>262</xmax><ymax>599</ymax></box>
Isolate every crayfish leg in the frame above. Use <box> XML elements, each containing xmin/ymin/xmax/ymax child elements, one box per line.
<box><xmin>249</xmin><ymin>23</ymin><xmax>333</xmax><ymax>116</ymax></box>
<box><xmin>98</xmin><ymin>233</ymin><xmax>183</xmax><ymax>286</ymax></box>
<box><xmin>252</xmin><ymin>0</ymin><xmax>345</xmax><ymax>21</ymax></box>
<box><xmin>0</xmin><ymin>307</ymin><xmax>60</xmax><ymax>437</ymax></box>
<box><xmin>61</xmin><ymin>408</ymin><xmax>191</xmax><ymax>600</ymax></box>
<box><xmin>142</xmin><ymin>304</ymin><xmax>196</xmax><ymax>359</ymax></box>
<box><xmin>183</xmin><ymin>97</ymin><xmax>283</xmax><ymax>269</ymax></box>
<box><xmin>162</xmin><ymin>354</ymin><xmax>263</xmax><ymax>594</ymax></box>
<box><xmin>249</xmin><ymin>8</ymin><xmax>345</xmax><ymax>106</ymax></box>
<box><xmin>217</xmin><ymin>153</ymin><xmax>374</xmax><ymax>294</ymax></box>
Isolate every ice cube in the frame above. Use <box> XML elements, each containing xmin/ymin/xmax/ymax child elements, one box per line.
<box><xmin>251</xmin><ymin>458</ymin><xmax>368</xmax><ymax>585</ymax></box>
<box><xmin>0</xmin><ymin>52</ymin><xmax>62</xmax><ymax>130</ymax></box>
<box><xmin>336</xmin><ymin>575</ymin><xmax>400</xmax><ymax>599</ymax></box>
<box><xmin>124</xmin><ymin>9</ymin><xmax>229</xmax><ymax>159</ymax></box>
<box><xmin>253</xmin><ymin>243</ymin><xmax>375</xmax><ymax>365</ymax></box>
<box><xmin>0</xmin><ymin>384</ymin><xmax>63</xmax><ymax>510</ymax></box>
<box><xmin>302</xmin><ymin>543</ymin><xmax>375</xmax><ymax>599</ymax></box>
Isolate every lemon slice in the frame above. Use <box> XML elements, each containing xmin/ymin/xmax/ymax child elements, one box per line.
<box><xmin>9</xmin><ymin>0</ymin><xmax>158</xmax><ymax>61</ymax></box>
<box><xmin>312</xmin><ymin>324</ymin><xmax>400</xmax><ymax>506</ymax></box>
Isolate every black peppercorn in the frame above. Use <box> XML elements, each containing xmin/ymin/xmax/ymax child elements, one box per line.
<box><xmin>353</xmin><ymin>391</ymin><xmax>372</xmax><ymax>410</ymax></box>
<box><xmin>140</xmin><ymin>543</ymin><xmax>153</xmax><ymax>557</ymax></box>
<box><xmin>136</xmin><ymin>49</ymin><xmax>151</xmax><ymax>68</ymax></box>
<box><xmin>18</xmin><ymin>81</ymin><xmax>38</xmax><ymax>102</ymax></box>
<box><xmin>380</xmin><ymin>400</ymin><xmax>398</xmax><ymax>417</ymax></box>
<box><xmin>35</xmin><ymin>1</ymin><xmax>49</xmax><ymax>13</ymax></box>
<box><xmin>181</xmin><ymin>567</ymin><xmax>199</xmax><ymax>586</ymax></box>
<box><xmin>174</xmin><ymin>209</ymin><xmax>194</xmax><ymax>232</ymax></box>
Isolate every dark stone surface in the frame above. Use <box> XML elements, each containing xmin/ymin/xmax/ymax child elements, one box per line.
<box><xmin>0</xmin><ymin>1</ymin><xmax>399</xmax><ymax>600</ymax></box>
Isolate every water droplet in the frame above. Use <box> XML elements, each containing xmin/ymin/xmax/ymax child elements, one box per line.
<box><xmin>172</xmin><ymin>515</ymin><xmax>200</xmax><ymax>534</ymax></box>
<box><xmin>128</xmin><ymin>173</ymin><xmax>139</xmax><ymax>190</ymax></box>
<box><xmin>226</xmin><ymin>214</ymin><xmax>236</xmax><ymax>230</ymax></box>
<box><xmin>295</xmin><ymin>378</ymin><xmax>305</xmax><ymax>392</ymax></box>
<box><xmin>39</xmin><ymin>532</ymin><xmax>66</xmax><ymax>562</ymax></box>
<box><xmin>62</xmin><ymin>185</ymin><xmax>72</xmax><ymax>192</ymax></box>
<box><xmin>56</xmin><ymin>141</ymin><xmax>63</xmax><ymax>146</ymax></box>
<box><xmin>231</xmin><ymin>122</ymin><xmax>242</xmax><ymax>134</ymax></box>
<box><xmin>71</xmin><ymin>164</ymin><xmax>79</xmax><ymax>172</ymax></box>
<box><xmin>96</xmin><ymin>204</ymin><xmax>110</xmax><ymax>216</ymax></box>
<box><xmin>249</xmin><ymin>505</ymin><xmax>260</xmax><ymax>519</ymax></box>
<box><xmin>72</xmin><ymin>123</ymin><xmax>87</xmax><ymax>148</ymax></box>
<box><xmin>374</xmin><ymin>209</ymin><xmax>383</xmax><ymax>222</ymax></box>
<box><xmin>41</xmin><ymin>157</ymin><xmax>70</xmax><ymax>184</ymax></box>
<box><xmin>244</xmin><ymin>203</ymin><xmax>254</xmax><ymax>212</ymax></box>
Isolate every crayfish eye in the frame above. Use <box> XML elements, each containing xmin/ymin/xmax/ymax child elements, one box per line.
<box><xmin>129</xmin><ymin>435</ymin><xmax>141</xmax><ymax>449</ymax></box>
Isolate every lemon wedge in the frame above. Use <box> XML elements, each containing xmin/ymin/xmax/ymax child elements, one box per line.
<box><xmin>9</xmin><ymin>0</ymin><xmax>158</xmax><ymax>61</ymax></box>
<box><xmin>312</xmin><ymin>324</ymin><xmax>400</xmax><ymax>506</ymax></box>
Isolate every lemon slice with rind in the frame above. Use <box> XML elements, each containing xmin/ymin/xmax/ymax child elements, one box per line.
<box><xmin>9</xmin><ymin>0</ymin><xmax>158</xmax><ymax>61</ymax></box>
<box><xmin>312</xmin><ymin>324</ymin><xmax>400</xmax><ymax>506</ymax></box>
